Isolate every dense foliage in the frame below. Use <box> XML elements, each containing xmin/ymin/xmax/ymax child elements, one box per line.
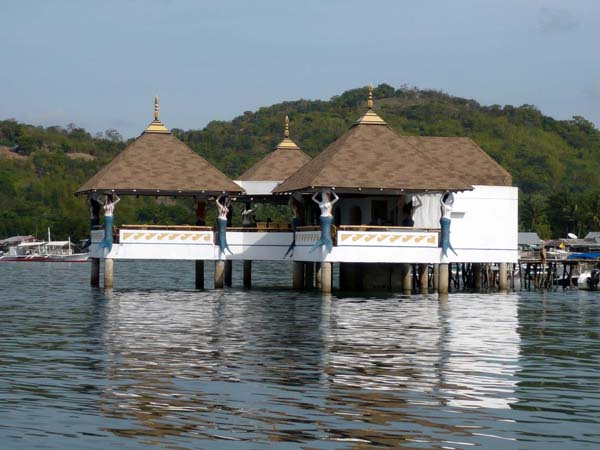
<box><xmin>1</xmin><ymin>83</ymin><xmax>599</xmax><ymax>241</ymax></box>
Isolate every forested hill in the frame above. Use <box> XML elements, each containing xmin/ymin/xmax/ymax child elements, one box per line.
<box><xmin>1</xmin><ymin>83</ymin><xmax>599</xmax><ymax>241</ymax></box>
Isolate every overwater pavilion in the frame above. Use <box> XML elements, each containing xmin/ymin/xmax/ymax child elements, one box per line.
<box><xmin>270</xmin><ymin>87</ymin><xmax>517</xmax><ymax>292</ymax></box>
<box><xmin>76</xmin><ymin>98</ymin><xmax>243</xmax><ymax>287</ymax></box>
<box><xmin>79</xmin><ymin>90</ymin><xmax>517</xmax><ymax>293</ymax></box>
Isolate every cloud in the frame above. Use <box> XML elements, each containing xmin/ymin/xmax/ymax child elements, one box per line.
<box><xmin>539</xmin><ymin>7</ymin><xmax>579</xmax><ymax>34</ymax></box>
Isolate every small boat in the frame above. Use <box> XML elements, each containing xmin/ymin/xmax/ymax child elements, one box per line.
<box><xmin>0</xmin><ymin>229</ymin><xmax>89</xmax><ymax>262</ymax></box>
<box><xmin>577</xmin><ymin>269</ymin><xmax>600</xmax><ymax>291</ymax></box>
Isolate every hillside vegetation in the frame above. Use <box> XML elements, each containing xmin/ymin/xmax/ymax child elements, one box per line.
<box><xmin>1</xmin><ymin>83</ymin><xmax>599</xmax><ymax>241</ymax></box>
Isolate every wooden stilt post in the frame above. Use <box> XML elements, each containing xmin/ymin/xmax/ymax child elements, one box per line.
<box><xmin>316</xmin><ymin>263</ymin><xmax>322</xmax><ymax>290</ymax></box>
<box><xmin>321</xmin><ymin>261</ymin><xmax>332</xmax><ymax>293</ymax></box>
<box><xmin>499</xmin><ymin>262</ymin><xmax>508</xmax><ymax>291</ymax></box>
<box><xmin>214</xmin><ymin>260</ymin><xmax>225</xmax><ymax>289</ymax></box>
<box><xmin>473</xmin><ymin>263</ymin><xmax>482</xmax><ymax>291</ymax></box>
<box><xmin>519</xmin><ymin>262</ymin><xmax>524</xmax><ymax>290</ymax></box>
<box><xmin>104</xmin><ymin>258</ymin><xmax>114</xmax><ymax>288</ymax></box>
<box><xmin>439</xmin><ymin>263</ymin><xmax>449</xmax><ymax>295</ymax></box>
<box><xmin>510</xmin><ymin>263</ymin><xmax>516</xmax><ymax>290</ymax></box>
<box><xmin>305</xmin><ymin>262</ymin><xmax>314</xmax><ymax>289</ymax></box>
<box><xmin>243</xmin><ymin>260</ymin><xmax>252</xmax><ymax>289</ymax></box>
<box><xmin>433</xmin><ymin>264</ymin><xmax>440</xmax><ymax>292</ymax></box>
<box><xmin>569</xmin><ymin>263</ymin><xmax>574</xmax><ymax>288</ymax></box>
<box><xmin>402</xmin><ymin>263</ymin><xmax>412</xmax><ymax>294</ymax></box>
<box><xmin>90</xmin><ymin>258</ymin><xmax>100</xmax><ymax>287</ymax></box>
<box><xmin>224</xmin><ymin>260</ymin><xmax>232</xmax><ymax>287</ymax></box>
<box><xmin>293</xmin><ymin>261</ymin><xmax>305</xmax><ymax>289</ymax></box>
<box><xmin>195</xmin><ymin>260</ymin><xmax>204</xmax><ymax>289</ymax></box>
<box><xmin>419</xmin><ymin>264</ymin><xmax>429</xmax><ymax>293</ymax></box>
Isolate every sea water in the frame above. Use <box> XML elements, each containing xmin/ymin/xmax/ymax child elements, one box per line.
<box><xmin>0</xmin><ymin>261</ymin><xmax>599</xmax><ymax>449</ymax></box>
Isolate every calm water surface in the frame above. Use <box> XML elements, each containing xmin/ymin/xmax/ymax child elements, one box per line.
<box><xmin>0</xmin><ymin>261</ymin><xmax>599</xmax><ymax>449</ymax></box>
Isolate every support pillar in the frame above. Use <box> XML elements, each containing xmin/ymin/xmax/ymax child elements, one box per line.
<box><xmin>104</xmin><ymin>258</ymin><xmax>114</xmax><ymax>288</ymax></box>
<box><xmin>473</xmin><ymin>263</ymin><xmax>482</xmax><ymax>291</ymax></box>
<box><xmin>214</xmin><ymin>260</ymin><xmax>225</xmax><ymax>289</ymax></box>
<box><xmin>224</xmin><ymin>260</ymin><xmax>232</xmax><ymax>287</ymax></box>
<box><xmin>419</xmin><ymin>264</ymin><xmax>429</xmax><ymax>293</ymax></box>
<box><xmin>510</xmin><ymin>264</ymin><xmax>516</xmax><ymax>290</ymax></box>
<box><xmin>90</xmin><ymin>258</ymin><xmax>100</xmax><ymax>287</ymax></box>
<box><xmin>439</xmin><ymin>263</ymin><xmax>449</xmax><ymax>295</ymax></box>
<box><xmin>195</xmin><ymin>260</ymin><xmax>204</xmax><ymax>289</ymax></box>
<box><xmin>321</xmin><ymin>261</ymin><xmax>332</xmax><ymax>294</ymax></box>
<box><xmin>305</xmin><ymin>262</ymin><xmax>314</xmax><ymax>289</ymax></box>
<box><xmin>402</xmin><ymin>263</ymin><xmax>412</xmax><ymax>294</ymax></box>
<box><xmin>243</xmin><ymin>260</ymin><xmax>252</xmax><ymax>288</ymax></box>
<box><xmin>316</xmin><ymin>263</ymin><xmax>322</xmax><ymax>290</ymax></box>
<box><xmin>433</xmin><ymin>264</ymin><xmax>440</xmax><ymax>292</ymax></box>
<box><xmin>499</xmin><ymin>263</ymin><xmax>508</xmax><ymax>291</ymax></box>
<box><xmin>293</xmin><ymin>261</ymin><xmax>305</xmax><ymax>289</ymax></box>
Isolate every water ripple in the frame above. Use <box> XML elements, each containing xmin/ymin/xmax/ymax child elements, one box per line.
<box><xmin>1</xmin><ymin>261</ymin><xmax>599</xmax><ymax>449</ymax></box>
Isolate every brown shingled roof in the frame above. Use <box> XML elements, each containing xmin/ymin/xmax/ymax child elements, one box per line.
<box><xmin>273</xmin><ymin>122</ymin><xmax>473</xmax><ymax>193</ymax></box>
<box><xmin>404</xmin><ymin>137</ymin><xmax>512</xmax><ymax>186</ymax></box>
<box><xmin>237</xmin><ymin>138</ymin><xmax>311</xmax><ymax>181</ymax></box>
<box><xmin>76</xmin><ymin>131</ymin><xmax>243</xmax><ymax>196</ymax></box>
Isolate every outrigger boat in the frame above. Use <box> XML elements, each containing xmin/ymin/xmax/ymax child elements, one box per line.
<box><xmin>0</xmin><ymin>229</ymin><xmax>89</xmax><ymax>262</ymax></box>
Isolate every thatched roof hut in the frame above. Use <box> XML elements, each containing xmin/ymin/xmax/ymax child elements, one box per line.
<box><xmin>274</xmin><ymin>86</ymin><xmax>473</xmax><ymax>195</ymax></box>
<box><xmin>76</xmin><ymin>98</ymin><xmax>243</xmax><ymax>197</ymax></box>
<box><xmin>237</xmin><ymin>115</ymin><xmax>311</xmax><ymax>183</ymax></box>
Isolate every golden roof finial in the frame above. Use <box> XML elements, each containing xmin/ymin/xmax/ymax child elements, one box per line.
<box><xmin>354</xmin><ymin>83</ymin><xmax>386</xmax><ymax>125</ymax></box>
<box><xmin>145</xmin><ymin>96</ymin><xmax>169</xmax><ymax>133</ymax></box>
<box><xmin>284</xmin><ymin>115</ymin><xmax>290</xmax><ymax>139</ymax></box>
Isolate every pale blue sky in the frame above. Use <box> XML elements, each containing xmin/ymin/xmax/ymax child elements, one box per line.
<box><xmin>1</xmin><ymin>0</ymin><xmax>599</xmax><ymax>138</ymax></box>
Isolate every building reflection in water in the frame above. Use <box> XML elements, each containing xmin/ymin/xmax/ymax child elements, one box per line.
<box><xmin>97</xmin><ymin>289</ymin><xmax>522</xmax><ymax>447</ymax></box>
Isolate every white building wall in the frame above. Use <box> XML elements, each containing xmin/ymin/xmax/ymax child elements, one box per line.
<box><xmin>448</xmin><ymin>185</ymin><xmax>518</xmax><ymax>262</ymax></box>
<box><xmin>90</xmin><ymin>185</ymin><xmax>518</xmax><ymax>264</ymax></box>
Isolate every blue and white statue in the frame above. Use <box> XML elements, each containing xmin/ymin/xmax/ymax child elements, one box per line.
<box><xmin>310</xmin><ymin>189</ymin><xmax>339</xmax><ymax>253</ymax></box>
<box><xmin>440</xmin><ymin>191</ymin><xmax>457</xmax><ymax>257</ymax></box>
<box><xmin>216</xmin><ymin>195</ymin><xmax>233</xmax><ymax>255</ymax></box>
<box><xmin>99</xmin><ymin>193</ymin><xmax>120</xmax><ymax>254</ymax></box>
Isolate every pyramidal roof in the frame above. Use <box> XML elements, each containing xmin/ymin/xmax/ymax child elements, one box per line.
<box><xmin>403</xmin><ymin>137</ymin><xmax>512</xmax><ymax>186</ymax></box>
<box><xmin>274</xmin><ymin>85</ymin><xmax>473</xmax><ymax>194</ymax></box>
<box><xmin>237</xmin><ymin>115</ymin><xmax>311</xmax><ymax>181</ymax></box>
<box><xmin>76</xmin><ymin>97</ymin><xmax>243</xmax><ymax>197</ymax></box>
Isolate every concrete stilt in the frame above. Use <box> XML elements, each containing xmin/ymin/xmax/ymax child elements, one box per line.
<box><xmin>316</xmin><ymin>263</ymin><xmax>322</xmax><ymax>290</ymax></box>
<box><xmin>473</xmin><ymin>263</ymin><xmax>482</xmax><ymax>291</ymax></box>
<box><xmin>439</xmin><ymin>263</ymin><xmax>449</xmax><ymax>295</ymax></box>
<box><xmin>214</xmin><ymin>260</ymin><xmax>225</xmax><ymax>289</ymax></box>
<box><xmin>433</xmin><ymin>264</ymin><xmax>440</xmax><ymax>292</ymax></box>
<box><xmin>195</xmin><ymin>260</ymin><xmax>204</xmax><ymax>289</ymax></box>
<box><xmin>321</xmin><ymin>262</ymin><xmax>332</xmax><ymax>293</ymax></box>
<box><xmin>90</xmin><ymin>258</ymin><xmax>100</xmax><ymax>287</ymax></box>
<box><xmin>305</xmin><ymin>262</ymin><xmax>314</xmax><ymax>289</ymax></box>
<box><xmin>402</xmin><ymin>264</ymin><xmax>412</xmax><ymax>294</ymax></box>
<box><xmin>499</xmin><ymin>263</ymin><xmax>508</xmax><ymax>291</ymax></box>
<box><xmin>243</xmin><ymin>260</ymin><xmax>252</xmax><ymax>288</ymax></box>
<box><xmin>104</xmin><ymin>258</ymin><xmax>114</xmax><ymax>288</ymax></box>
<box><xmin>293</xmin><ymin>261</ymin><xmax>305</xmax><ymax>289</ymax></box>
<box><xmin>419</xmin><ymin>264</ymin><xmax>429</xmax><ymax>293</ymax></box>
<box><xmin>224</xmin><ymin>260</ymin><xmax>232</xmax><ymax>287</ymax></box>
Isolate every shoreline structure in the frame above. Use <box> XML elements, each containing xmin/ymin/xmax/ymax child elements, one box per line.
<box><xmin>76</xmin><ymin>88</ymin><xmax>518</xmax><ymax>294</ymax></box>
